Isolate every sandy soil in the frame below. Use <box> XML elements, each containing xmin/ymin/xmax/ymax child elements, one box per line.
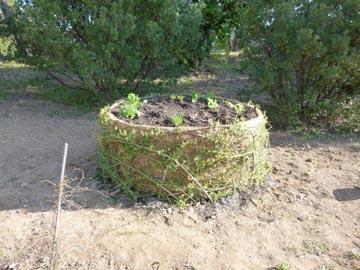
<box><xmin>0</xmin><ymin>67</ymin><xmax>359</xmax><ymax>270</ymax></box>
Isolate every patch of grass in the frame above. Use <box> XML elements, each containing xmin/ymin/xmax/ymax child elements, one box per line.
<box><xmin>0</xmin><ymin>91</ymin><xmax>6</xmax><ymax>101</ymax></box>
<box><xmin>334</xmin><ymin>96</ymin><xmax>360</xmax><ymax>133</ymax></box>
<box><xmin>0</xmin><ymin>60</ymin><xmax>26</xmax><ymax>69</ymax></box>
<box><xmin>1</xmin><ymin>60</ymin><xmax>101</xmax><ymax>110</ymax></box>
<box><xmin>209</xmin><ymin>51</ymin><xmax>245</xmax><ymax>73</ymax></box>
<box><xmin>38</xmin><ymin>85</ymin><xmax>100</xmax><ymax>112</ymax></box>
<box><xmin>303</xmin><ymin>239</ymin><xmax>329</xmax><ymax>255</ymax></box>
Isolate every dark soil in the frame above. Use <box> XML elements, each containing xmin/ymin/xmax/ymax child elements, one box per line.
<box><xmin>112</xmin><ymin>95</ymin><xmax>258</xmax><ymax>127</ymax></box>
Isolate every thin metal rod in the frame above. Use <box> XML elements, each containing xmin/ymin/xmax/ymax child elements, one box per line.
<box><xmin>59</xmin><ymin>143</ymin><xmax>68</xmax><ymax>187</ymax></box>
<box><xmin>50</xmin><ymin>142</ymin><xmax>68</xmax><ymax>270</ymax></box>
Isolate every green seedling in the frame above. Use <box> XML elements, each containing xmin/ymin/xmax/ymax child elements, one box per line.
<box><xmin>207</xmin><ymin>98</ymin><xmax>218</xmax><ymax>110</ymax></box>
<box><xmin>170</xmin><ymin>94</ymin><xmax>177</xmax><ymax>102</ymax></box>
<box><xmin>277</xmin><ymin>261</ymin><xmax>291</xmax><ymax>270</ymax></box>
<box><xmin>177</xmin><ymin>95</ymin><xmax>185</xmax><ymax>102</ymax></box>
<box><xmin>226</xmin><ymin>101</ymin><xmax>234</xmax><ymax>107</ymax></box>
<box><xmin>170</xmin><ymin>113</ymin><xmax>184</xmax><ymax>126</ymax></box>
<box><xmin>235</xmin><ymin>103</ymin><xmax>244</xmax><ymax>114</ymax></box>
<box><xmin>191</xmin><ymin>92</ymin><xmax>199</xmax><ymax>103</ymax></box>
<box><xmin>226</xmin><ymin>101</ymin><xmax>244</xmax><ymax>114</ymax></box>
<box><xmin>120</xmin><ymin>102</ymin><xmax>140</xmax><ymax>119</ymax></box>
<box><xmin>119</xmin><ymin>92</ymin><xmax>142</xmax><ymax>119</ymax></box>
<box><xmin>127</xmin><ymin>93</ymin><xmax>141</xmax><ymax>107</ymax></box>
<box><xmin>170</xmin><ymin>95</ymin><xmax>185</xmax><ymax>102</ymax></box>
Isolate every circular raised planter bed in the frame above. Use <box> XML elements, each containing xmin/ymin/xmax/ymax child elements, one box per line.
<box><xmin>98</xmin><ymin>95</ymin><xmax>269</xmax><ymax>204</ymax></box>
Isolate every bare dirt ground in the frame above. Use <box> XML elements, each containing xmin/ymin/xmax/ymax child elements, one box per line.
<box><xmin>0</xmin><ymin>63</ymin><xmax>359</xmax><ymax>270</ymax></box>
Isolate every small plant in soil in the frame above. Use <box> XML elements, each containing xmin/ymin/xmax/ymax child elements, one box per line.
<box><xmin>170</xmin><ymin>95</ymin><xmax>185</xmax><ymax>102</ymax></box>
<box><xmin>226</xmin><ymin>101</ymin><xmax>244</xmax><ymax>114</ymax></box>
<box><xmin>207</xmin><ymin>97</ymin><xmax>218</xmax><ymax>110</ymax></box>
<box><xmin>170</xmin><ymin>113</ymin><xmax>184</xmax><ymax>126</ymax></box>
<box><xmin>170</xmin><ymin>94</ymin><xmax>177</xmax><ymax>102</ymax></box>
<box><xmin>191</xmin><ymin>92</ymin><xmax>199</xmax><ymax>103</ymax></box>
<box><xmin>120</xmin><ymin>103</ymin><xmax>140</xmax><ymax>119</ymax></box>
<box><xmin>235</xmin><ymin>103</ymin><xmax>244</xmax><ymax>114</ymax></box>
<box><xmin>113</xmin><ymin>95</ymin><xmax>258</xmax><ymax>127</ymax></box>
<box><xmin>177</xmin><ymin>95</ymin><xmax>185</xmax><ymax>102</ymax></box>
<box><xmin>127</xmin><ymin>93</ymin><xmax>141</xmax><ymax>107</ymax></box>
<box><xmin>276</xmin><ymin>261</ymin><xmax>291</xmax><ymax>270</ymax></box>
<box><xmin>119</xmin><ymin>93</ymin><xmax>141</xmax><ymax>119</ymax></box>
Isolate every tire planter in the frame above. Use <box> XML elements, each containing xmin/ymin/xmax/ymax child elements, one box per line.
<box><xmin>98</xmin><ymin>97</ymin><xmax>269</xmax><ymax>204</ymax></box>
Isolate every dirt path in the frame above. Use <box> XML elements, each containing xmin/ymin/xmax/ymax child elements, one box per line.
<box><xmin>0</xmin><ymin>97</ymin><xmax>108</xmax><ymax>211</ymax></box>
<box><xmin>0</xmin><ymin>95</ymin><xmax>359</xmax><ymax>270</ymax></box>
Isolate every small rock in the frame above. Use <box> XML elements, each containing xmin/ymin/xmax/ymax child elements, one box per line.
<box><xmin>165</xmin><ymin>216</ymin><xmax>172</xmax><ymax>225</ymax></box>
<box><xmin>20</xmin><ymin>182</ymin><xmax>28</xmax><ymax>188</ymax></box>
<box><xmin>7</xmin><ymin>263</ymin><xmax>17</xmax><ymax>269</ymax></box>
<box><xmin>305</xmin><ymin>158</ymin><xmax>312</xmax><ymax>162</ymax></box>
<box><xmin>219</xmin><ymin>197</ymin><xmax>229</xmax><ymax>205</ymax></box>
<box><xmin>145</xmin><ymin>197</ymin><xmax>158</xmax><ymax>205</ymax></box>
<box><xmin>91</xmin><ymin>182</ymin><xmax>99</xmax><ymax>189</ymax></box>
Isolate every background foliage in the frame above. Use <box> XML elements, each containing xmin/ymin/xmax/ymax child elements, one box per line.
<box><xmin>193</xmin><ymin>0</ymin><xmax>245</xmax><ymax>52</ymax></box>
<box><xmin>13</xmin><ymin>0</ymin><xmax>203</xmax><ymax>99</ymax></box>
<box><xmin>240</xmin><ymin>0</ymin><xmax>360</xmax><ymax>127</ymax></box>
<box><xmin>1</xmin><ymin>0</ymin><xmax>359</xmax><ymax>129</ymax></box>
<box><xmin>0</xmin><ymin>0</ymin><xmax>16</xmax><ymax>58</ymax></box>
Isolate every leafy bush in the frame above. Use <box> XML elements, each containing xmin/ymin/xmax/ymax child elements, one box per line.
<box><xmin>0</xmin><ymin>37</ymin><xmax>12</xmax><ymax>58</ymax></box>
<box><xmin>0</xmin><ymin>1</ymin><xmax>16</xmax><ymax>58</ymax></box>
<box><xmin>241</xmin><ymin>0</ymin><xmax>360</xmax><ymax>127</ymax></box>
<box><xmin>14</xmin><ymin>0</ymin><xmax>203</xmax><ymax>99</ymax></box>
<box><xmin>193</xmin><ymin>0</ymin><xmax>244</xmax><ymax>52</ymax></box>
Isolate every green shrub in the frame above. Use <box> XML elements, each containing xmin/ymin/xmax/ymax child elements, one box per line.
<box><xmin>14</xmin><ymin>0</ymin><xmax>203</xmax><ymax>99</ymax></box>
<box><xmin>241</xmin><ymin>0</ymin><xmax>360</xmax><ymax>128</ymax></box>
<box><xmin>0</xmin><ymin>1</ymin><xmax>16</xmax><ymax>59</ymax></box>
<box><xmin>0</xmin><ymin>37</ymin><xmax>12</xmax><ymax>58</ymax></box>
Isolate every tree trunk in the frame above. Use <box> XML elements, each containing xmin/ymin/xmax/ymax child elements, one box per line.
<box><xmin>229</xmin><ymin>27</ymin><xmax>238</xmax><ymax>51</ymax></box>
<box><xmin>0</xmin><ymin>0</ymin><xmax>14</xmax><ymax>22</ymax></box>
